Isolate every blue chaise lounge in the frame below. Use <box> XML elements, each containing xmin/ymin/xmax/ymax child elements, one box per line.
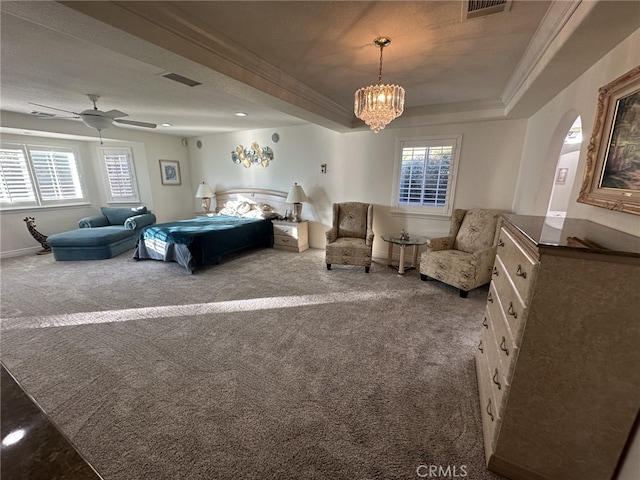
<box><xmin>47</xmin><ymin>206</ymin><xmax>156</xmax><ymax>261</ymax></box>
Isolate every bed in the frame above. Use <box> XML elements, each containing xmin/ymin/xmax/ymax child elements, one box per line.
<box><xmin>133</xmin><ymin>188</ymin><xmax>288</xmax><ymax>273</ymax></box>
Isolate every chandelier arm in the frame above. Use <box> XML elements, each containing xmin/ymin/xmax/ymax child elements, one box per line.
<box><xmin>378</xmin><ymin>45</ymin><xmax>384</xmax><ymax>84</ymax></box>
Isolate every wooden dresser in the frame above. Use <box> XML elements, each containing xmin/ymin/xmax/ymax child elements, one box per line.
<box><xmin>475</xmin><ymin>215</ymin><xmax>640</xmax><ymax>480</ymax></box>
<box><xmin>272</xmin><ymin>220</ymin><xmax>309</xmax><ymax>253</ymax></box>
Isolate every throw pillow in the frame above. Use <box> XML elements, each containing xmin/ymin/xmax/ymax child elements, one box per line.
<box><xmin>454</xmin><ymin>209</ymin><xmax>499</xmax><ymax>253</ymax></box>
<box><xmin>101</xmin><ymin>206</ymin><xmax>146</xmax><ymax>225</ymax></box>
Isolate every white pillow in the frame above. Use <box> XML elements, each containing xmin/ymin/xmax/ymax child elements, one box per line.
<box><xmin>241</xmin><ymin>209</ymin><xmax>278</xmax><ymax>219</ymax></box>
<box><xmin>218</xmin><ymin>206</ymin><xmax>237</xmax><ymax>216</ymax></box>
<box><xmin>236</xmin><ymin>201</ymin><xmax>252</xmax><ymax>215</ymax></box>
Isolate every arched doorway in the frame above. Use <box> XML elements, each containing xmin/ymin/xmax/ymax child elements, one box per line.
<box><xmin>546</xmin><ymin>116</ymin><xmax>582</xmax><ymax>219</ymax></box>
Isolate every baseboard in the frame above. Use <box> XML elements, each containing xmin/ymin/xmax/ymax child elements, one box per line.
<box><xmin>0</xmin><ymin>246</ymin><xmax>46</xmax><ymax>259</ymax></box>
<box><xmin>488</xmin><ymin>453</ymin><xmax>551</xmax><ymax>480</ymax></box>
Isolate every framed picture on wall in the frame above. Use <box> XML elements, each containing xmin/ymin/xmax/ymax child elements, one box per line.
<box><xmin>577</xmin><ymin>64</ymin><xmax>640</xmax><ymax>215</ymax></box>
<box><xmin>159</xmin><ymin>160</ymin><xmax>181</xmax><ymax>185</ymax></box>
<box><xmin>556</xmin><ymin>167</ymin><xmax>568</xmax><ymax>184</ymax></box>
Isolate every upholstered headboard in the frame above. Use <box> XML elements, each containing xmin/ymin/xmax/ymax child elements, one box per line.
<box><xmin>214</xmin><ymin>188</ymin><xmax>289</xmax><ymax>217</ymax></box>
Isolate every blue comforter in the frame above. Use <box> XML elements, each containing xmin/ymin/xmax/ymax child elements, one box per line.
<box><xmin>134</xmin><ymin>215</ymin><xmax>273</xmax><ymax>273</ymax></box>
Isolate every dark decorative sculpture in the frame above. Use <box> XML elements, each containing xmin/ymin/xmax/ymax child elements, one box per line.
<box><xmin>23</xmin><ymin>217</ymin><xmax>51</xmax><ymax>254</ymax></box>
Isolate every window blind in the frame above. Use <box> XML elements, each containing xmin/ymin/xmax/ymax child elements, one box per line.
<box><xmin>0</xmin><ymin>146</ymin><xmax>36</xmax><ymax>204</ymax></box>
<box><xmin>29</xmin><ymin>147</ymin><xmax>83</xmax><ymax>201</ymax></box>
<box><xmin>99</xmin><ymin>147</ymin><xmax>139</xmax><ymax>202</ymax></box>
<box><xmin>398</xmin><ymin>144</ymin><xmax>453</xmax><ymax>207</ymax></box>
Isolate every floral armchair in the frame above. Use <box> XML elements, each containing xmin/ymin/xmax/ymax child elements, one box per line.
<box><xmin>325</xmin><ymin>202</ymin><xmax>374</xmax><ymax>273</ymax></box>
<box><xmin>419</xmin><ymin>208</ymin><xmax>502</xmax><ymax>297</ymax></box>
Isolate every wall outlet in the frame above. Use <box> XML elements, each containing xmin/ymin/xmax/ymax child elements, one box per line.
<box><xmin>321</xmin><ymin>163</ymin><xmax>327</xmax><ymax>174</ymax></box>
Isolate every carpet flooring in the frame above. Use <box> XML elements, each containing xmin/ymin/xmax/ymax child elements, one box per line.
<box><xmin>0</xmin><ymin>247</ymin><xmax>502</xmax><ymax>479</ymax></box>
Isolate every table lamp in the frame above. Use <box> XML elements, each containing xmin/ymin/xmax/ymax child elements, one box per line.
<box><xmin>195</xmin><ymin>181</ymin><xmax>214</xmax><ymax>214</ymax></box>
<box><xmin>286</xmin><ymin>183</ymin><xmax>307</xmax><ymax>222</ymax></box>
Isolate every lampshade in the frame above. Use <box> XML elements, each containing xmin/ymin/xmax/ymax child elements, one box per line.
<box><xmin>354</xmin><ymin>37</ymin><xmax>405</xmax><ymax>133</ymax></box>
<box><xmin>286</xmin><ymin>183</ymin><xmax>307</xmax><ymax>203</ymax></box>
<box><xmin>195</xmin><ymin>181</ymin><xmax>214</xmax><ymax>214</ymax></box>
<box><xmin>286</xmin><ymin>183</ymin><xmax>307</xmax><ymax>222</ymax></box>
<box><xmin>195</xmin><ymin>182</ymin><xmax>214</xmax><ymax>198</ymax></box>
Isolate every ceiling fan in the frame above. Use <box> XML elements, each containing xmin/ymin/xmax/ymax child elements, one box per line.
<box><xmin>29</xmin><ymin>94</ymin><xmax>157</xmax><ymax>143</ymax></box>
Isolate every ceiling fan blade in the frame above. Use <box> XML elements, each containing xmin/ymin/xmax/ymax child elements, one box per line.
<box><xmin>103</xmin><ymin>109</ymin><xmax>128</xmax><ymax>119</ymax></box>
<box><xmin>114</xmin><ymin>118</ymin><xmax>157</xmax><ymax>129</ymax></box>
<box><xmin>28</xmin><ymin>102</ymin><xmax>78</xmax><ymax>115</ymax></box>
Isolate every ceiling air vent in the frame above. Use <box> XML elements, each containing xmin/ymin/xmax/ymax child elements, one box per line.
<box><xmin>161</xmin><ymin>72</ymin><xmax>202</xmax><ymax>87</ymax></box>
<box><xmin>463</xmin><ymin>0</ymin><xmax>512</xmax><ymax>20</ymax></box>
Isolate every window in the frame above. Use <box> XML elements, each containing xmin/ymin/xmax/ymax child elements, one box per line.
<box><xmin>99</xmin><ymin>147</ymin><xmax>139</xmax><ymax>203</ymax></box>
<box><xmin>0</xmin><ymin>143</ymin><xmax>85</xmax><ymax>208</ymax></box>
<box><xmin>392</xmin><ymin>135</ymin><xmax>462</xmax><ymax>216</ymax></box>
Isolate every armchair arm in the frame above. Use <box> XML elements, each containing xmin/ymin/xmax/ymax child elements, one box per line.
<box><xmin>124</xmin><ymin>213</ymin><xmax>156</xmax><ymax>231</ymax></box>
<box><xmin>79</xmin><ymin>214</ymin><xmax>109</xmax><ymax>228</ymax></box>
<box><xmin>425</xmin><ymin>235</ymin><xmax>455</xmax><ymax>252</ymax></box>
<box><xmin>365</xmin><ymin>231</ymin><xmax>374</xmax><ymax>247</ymax></box>
<box><xmin>471</xmin><ymin>245</ymin><xmax>498</xmax><ymax>269</ymax></box>
<box><xmin>326</xmin><ymin>227</ymin><xmax>337</xmax><ymax>244</ymax></box>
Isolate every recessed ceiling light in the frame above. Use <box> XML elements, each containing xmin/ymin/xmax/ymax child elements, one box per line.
<box><xmin>235</xmin><ymin>112</ymin><xmax>248</xmax><ymax>117</ymax></box>
<box><xmin>161</xmin><ymin>123</ymin><xmax>172</xmax><ymax>127</ymax></box>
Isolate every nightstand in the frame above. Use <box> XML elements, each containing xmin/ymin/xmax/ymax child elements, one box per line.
<box><xmin>272</xmin><ymin>220</ymin><xmax>309</xmax><ymax>253</ymax></box>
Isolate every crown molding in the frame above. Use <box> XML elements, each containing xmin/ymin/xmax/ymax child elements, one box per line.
<box><xmin>61</xmin><ymin>1</ymin><xmax>354</xmax><ymax>130</ymax></box>
<box><xmin>501</xmin><ymin>0</ymin><xmax>581</xmax><ymax>109</ymax></box>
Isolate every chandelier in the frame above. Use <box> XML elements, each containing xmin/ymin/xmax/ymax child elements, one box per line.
<box><xmin>354</xmin><ymin>37</ymin><xmax>405</xmax><ymax>133</ymax></box>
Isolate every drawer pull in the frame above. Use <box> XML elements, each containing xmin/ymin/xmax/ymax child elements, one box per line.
<box><xmin>499</xmin><ymin>336</ymin><xmax>509</xmax><ymax>356</ymax></box>
<box><xmin>487</xmin><ymin>292</ymin><xmax>494</xmax><ymax>304</ymax></box>
<box><xmin>281</xmin><ymin>238</ymin><xmax>290</xmax><ymax>243</ymax></box>
<box><xmin>492</xmin><ymin>368</ymin><xmax>502</xmax><ymax>390</ymax></box>
<box><xmin>486</xmin><ymin>398</ymin><xmax>494</xmax><ymax>421</ymax></box>
<box><xmin>498</xmin><ymin>238</ymin><xmax>505</xmax><ymax>247</ymax></box>
<box><xmin>492</xmin><ymin>267</ymin><xmax>499</xmax><ymax>276</ymax></box>
<box><xmin>507</xmin><ymin>302</ymin><xmax>518</xmax><ymax>319</ymax></box>
<box><xmin>478</xmin><ymin>340</ymin><xmax>484</xmax><ymax>353</ymax></box>
<box><xmin>515</xmin><ymin>264</ymin><xmax>527</xmax><ymax>279</ymax></box>
<box><xmin>482</xmin><ymin>317</ymin><xmax>488</xmax><ymax>329</ymax></box>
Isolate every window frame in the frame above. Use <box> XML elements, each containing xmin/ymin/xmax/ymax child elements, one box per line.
<box><xmin>98</xmin><ymin>146</ymin><xmax>140</xmax><ymax>204</ymax></box>
<box><xmin>390</xmin><ymin>134</ymin><xmax>462</xmax><ymax>218</ymax></box>
<box><xmin>0</xmin><ymin>142</ymin><xmax>87</xmax><ymax>210</ymax></box>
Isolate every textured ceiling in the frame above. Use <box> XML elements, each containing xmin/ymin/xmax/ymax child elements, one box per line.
<box><xmin>1</xmin><ymin>1</ymin><xmax>639</xmax><ymax>137</ymax></box>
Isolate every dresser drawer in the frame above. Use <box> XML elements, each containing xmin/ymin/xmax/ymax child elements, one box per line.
<box><xmin>274</xmin><ymin>223</ymin><xmax>301</xmax><ymax>238</ymax></box>
<box><xmin>496</xmin><ymin>226</ymin><xmax>538</xmax><ymax>303</ymax></box>
<box><xmin>481</xmin><ymin>323</ymin><xmax>509</xmax><ymax>415</ymax></box>
<box><xmin>273</xmin><ymin>235</ymin><xmax>309</xmax><ymax>252</ymax></box>
<box><xmin>484</xmin><ymin>290</ymin><xmax>517</xmax><ymax>374</ymax></box>
<box><xmin>475</xmin><ymin>351</ymin><xmax>499</xmax><ymax>457</ymax></box>
<box><xmin>492</xmin><ymin>255</ymin><xmax>530</xmax><ymax>337</ymax></box>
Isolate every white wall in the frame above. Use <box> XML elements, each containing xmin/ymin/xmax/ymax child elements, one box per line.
<box><xmin>513</xmin><ymin>27</ymin><xmax>640</xmax><ymax>235</ymax></box>
<box><xmin>547</xmin><ymin>149</ymin><xmax>580</xmax><ymax>214</ymax></box>
<box><xmin>0</xmin><ymin>113</ymin><xmax>193</xmax><ymax>256</ymax></box>
<box><xmin>188</xmin><ymin>119</ymin><xmax>527</xmax><ymax>258</ymax></box>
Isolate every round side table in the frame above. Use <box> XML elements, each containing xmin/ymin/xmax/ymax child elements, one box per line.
<box><xmin>381</xmin><ymin>234</ymin><xmax>428</xmax><ymax>275</ymax></box>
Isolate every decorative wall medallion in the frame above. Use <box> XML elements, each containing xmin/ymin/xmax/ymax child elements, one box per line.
<box><xmin>231</xmin><ymin>142</ymin><xmax>274</xmax><ymax>168</ymax></box>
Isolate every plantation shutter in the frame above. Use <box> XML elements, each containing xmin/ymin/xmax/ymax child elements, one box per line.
<box><xmin>28</xmin><ymin>147</ymin><xmax>84</xmax><ymax>202</ymax></box>
<box><xmin>99</xmin><ymin>147</ymin><xmax>139</xmax><ymax>202</ymax></box>
<box><xmin>398</xmin><ymin>139</ymin><xmax>456</xmax><ymax>208</ymax></box>
<box><xmin>0</xmin><ymin>145</ymin><xmax>37</xmax><ymax>205</ymax></box>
